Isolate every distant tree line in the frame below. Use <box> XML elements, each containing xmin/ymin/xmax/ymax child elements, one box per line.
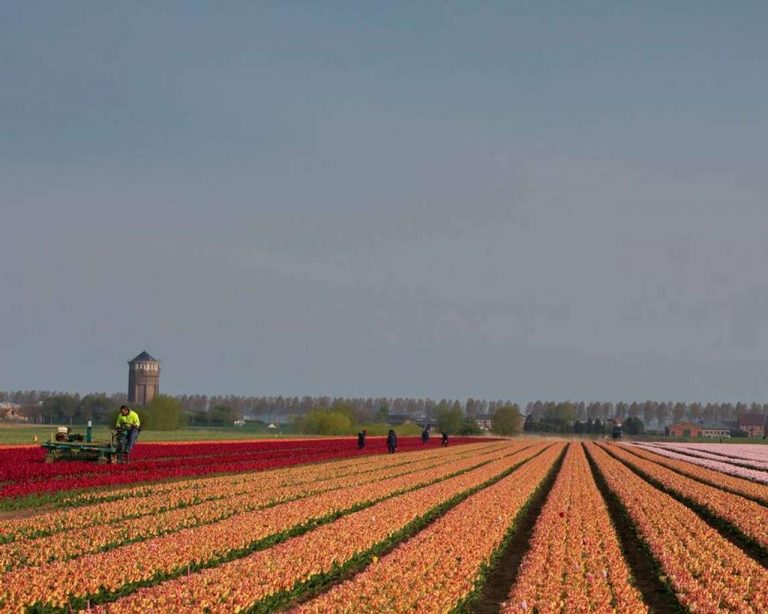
<box><xmin>523</xmin><ymin>400</ymin><xmax>768</xmax><ymax>434</ymax></box>
<box><xmin>6</xmin><ymin>391</ymin><xmax>766</xmax><ymax>435</ymax></box>
<box><xmin>1</xmin><ymin>390</ymin><xmax>523</xmax><ymax>435</ymax></box>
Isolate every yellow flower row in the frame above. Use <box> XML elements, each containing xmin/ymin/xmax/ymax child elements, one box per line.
<box><xmin>96</xmin><ymin>442</ymin><xmax>557</xmax><ymax>614</ymax></box>
<box><xmin>2</xmin><ymin>442</ymin><xmax>503</xmax><ymax>543</ymax></box>
<box><xmin>1</xmin><ymin>443</ymin><xmax>510</xmax><ymax>571</ymax></box>
<box><xmin>621</xmin><ymin>443</ymin><xmax>768</xmax><ymax>506</ymax></box>
<box><xmin>587</xmin><ymin>443</ymin><xmax>768</xmax><ymax>612</ymax></box>
<box><xmin>503</xmin><ymin>443</ymin><xmax>647</xmax><ymax>612</ymax></box>
<box><xmin>293</xmin><ymin>443</ymin><xmax>565</xmax><ymax>614</ymax></box>
<box><xmin>0</xmin><ymin>442</ymin><xmax>531</xmax><ymax>611</ymax></box>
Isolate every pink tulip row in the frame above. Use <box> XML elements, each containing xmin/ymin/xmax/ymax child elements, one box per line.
<box><xmin>665</xmin><ymin>443</ymin><xmax>768</xmax><ymax>464</ymax></box>
<box><xmin>603</xmin><ymin>443</ymin><xmax>768</xmax><ymax>551</ymax></box>
<box><xmin>587</xmin><ymin>443</ymin><xmax>768</xmax><ymax>612</ymax></box>
<box><xmin>0</xmin><ymin>441</ymin><xmax>535</xmax><ymax>611</ymax></box>
<box><xmin>502</xmin><ymin>443</ymin><xmax>647</xmax><ymax>613</ymax></box>
<box><xmin>641</xmin><ymin>442</ymin><xmax>768</xmax><ymax>472</ymax></box>
<box><xmin>1</xmin><ymin>443</ymin><xmax>510</xmax><ymax>571</ymax></box>
<box><xmin>621</xmin><ymin>443</ymin><xmax>768</xmax><ymax>504</ymax></box>
<box><xmin>93</xmin><ymin>442</ymin><xmax>556</xmax><ymax>613</ymax></box>
<box><xmin>629</xmin><ymin>442</ymin><xmax>768</xmax><ymax>484</ymax></box>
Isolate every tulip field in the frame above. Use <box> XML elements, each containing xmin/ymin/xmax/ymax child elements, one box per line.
<box><xmin>1</xmin><ymin>437</ymin><xmax>768</xmax><ymax>612</ymax></box>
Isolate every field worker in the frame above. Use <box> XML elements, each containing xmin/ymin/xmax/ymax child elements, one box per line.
<box><xmin>116</xmin><ymin>405</ymin><xmax>141</xmax><ymax>460</ymax></box>
<box><xmin>386</xmin><ymin>429</ymin><xmax>398</xmax><ymax>454</ymax></box>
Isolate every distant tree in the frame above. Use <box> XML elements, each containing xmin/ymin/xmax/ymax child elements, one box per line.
<box><xmin>298</xmin><ymin>409</ymin><xmax>352</xmax><ymax>435</ymax></box>
<box><xmin>672</xmin><ymin>402</ymin><xmax>686</xmax><ymax>423</ymax></box>
<box><xmin>142</xmin><ymin>395</ymin><xmax>184</xmax><ymax>430</ymax></box>
<box><xmin>624</xmin><ymin>416</ymin><xmax>645</xmax><ymax>435</ymax></box>
<box><xmin>435</xmin><ymin>404</ymin><xmax>463</xmax><ymax>435</ymax></box>
<box><xmin>80</xmin><ymin>394</ymin><xmax>118</xmax><ymax>425</ymax></box>
<box><xmin>209</xmin><ymin>404</ymin><xmax>238</xmax><ymax>426</ymax></box>
<box><xmin>375</xmin><ymin>404</ymin><xmax>389</xmax><ymax>423</ymax></box>
<box><xmin>491</xmin><ymin>404</ymin><xmax>523</xmax><ymax>436</ymax></box>
<box><xmin>42</xmin><ymin>395</ymin><xmax>80</xmax><ymax>425</ymax></box>
<box><xmin>459</xmin><ymin>416</ymin><xmax>483</xmax><ymax>435</ymax></box>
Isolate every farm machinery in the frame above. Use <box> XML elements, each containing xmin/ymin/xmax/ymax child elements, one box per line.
<box><xmin>41</xmin><ymin>421</ymin><xmax>124</xmax><ymax>463</ymax></box>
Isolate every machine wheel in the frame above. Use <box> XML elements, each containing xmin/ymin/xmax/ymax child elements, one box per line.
<box><xmin>44</xmin><ymin>453</ymin><xmax>56</xmax><ymax>464</ymax></box>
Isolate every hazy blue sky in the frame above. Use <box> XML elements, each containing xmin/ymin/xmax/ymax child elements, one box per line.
<box><xmin>3</xmin><ymin>1</ymin><xmax>768</xmax><ymax>401</ymax></box>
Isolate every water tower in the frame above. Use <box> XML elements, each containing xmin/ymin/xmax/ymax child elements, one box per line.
<box><xmin>127</xmin><ymin>351</ymin><xmax>160</xmax><ymax>405</ymax></box>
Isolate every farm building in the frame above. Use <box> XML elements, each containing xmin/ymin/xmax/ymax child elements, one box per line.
<box><xmin>665</xmin><ymin>422</ymin><xmax>701</xmax><ymax>438</ymax></box>
<box><xmin>737</xmin><ymin>413</ymin><xmax>766</xmax><ymax>438</ymax></box>
<box><xmin>0</xmin><ymin>403</ymin><xmax>28</xmax><ymax>422</ymax></box>
<box><xmin>666</xmin><ymin>421</ymin><xmax>731</xmax><ymax>438</ymax></box>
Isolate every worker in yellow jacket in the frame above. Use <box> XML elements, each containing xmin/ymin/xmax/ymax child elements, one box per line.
<box><xmin>116</xmin><ymin>405</ymin><xmax>141</xmax><ymax>461</ymax></box>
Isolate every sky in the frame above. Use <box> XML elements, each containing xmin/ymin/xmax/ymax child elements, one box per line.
<box><xmin>3</xmin><ymin>1</ymin><xmax>768</xmax><ymax>402</ymax></box>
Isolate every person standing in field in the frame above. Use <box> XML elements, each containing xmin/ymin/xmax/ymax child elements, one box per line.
<box><xmin>441</xmin><ymin>432</ymin><xmax>449</xmax><ymax>447</ymax></box>
<box><xmin>357</xmin><ymin>429</ymin><xmax>367</xmax><ymax>449</ymax></box>
<box><xmin>116</xmin><ymin>405</ymin><xmax>141</xmax><ymax>461</ymax></box>
<box><xmin>421</xmin><ymin>427</ymin><xmax>430</xmax><ymax>444</ymax></box>
<box><xmin>386</xmin><ymin>429</ymin><xmax>398</xmax><ymax>453</ymax></box>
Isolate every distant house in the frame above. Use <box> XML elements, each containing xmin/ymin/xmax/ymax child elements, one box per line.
<box><xmin>737</xmin><ymin>413</ymin><xmax>766</xmax><ymax>438</ymax></box>
<box><xmin>0</xmin><ymin>403</ymin><xmax>28</xmax><ymax>422</ymax></box>
<box><xmin>666</xmin><ymin>422</ymin><xmax>701</xmax><ymax>438</ymax></box>
<box><xmin>666</xmin><ymin>421</ymin><xmax>730</xmax><ymax>438</ymax></box>
<box><xmin>700</xmin><ymin>424</ymin><xmax>731</xmax><ymax>439</ymax></box>
<box><xmin>475</xmin><ymin>413</ymin><xmax>493</xmax><ymax>431</ymax></box>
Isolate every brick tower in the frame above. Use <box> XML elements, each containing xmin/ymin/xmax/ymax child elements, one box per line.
<box><xmin>127</xmin><ymin>351</ymin><xmax>160</xmax><ymax>406</ymax></box>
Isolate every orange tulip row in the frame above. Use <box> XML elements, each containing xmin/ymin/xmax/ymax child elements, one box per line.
<box><xmin>604</xmin><ymin>443</ymin><xmax>768</xmax><ymax>550</ymax></box>
<box><xmin>95</xmin><ymin>443</ymin><xmax>555</xmax><ymax>613</ymax></box>
<box><xmin>502</xmin><ymin>443</ymin><xmax>647</xmax><ymax>613</ymax></box>
<box><xmin>2</xmin><ymin>441</ymin><xmax>503</xmax><ymax>544</ymax></box>
<box><xmin>1</xmin><ymin>443</ymin><xmax>510</xmax><ymax>571</ymax></box>
<box><xmin>0</xmin><ymin>442</ymin><xmax>535</xmax><ymax>611</ymax></box>
<box><xmin>291</xmin><ymin>443</ymin><xmax>565</xmax><ymax>614</ymax></box>
<box><xmin>587</xmin><ymin>443</ymin><xmax>768</xmax><ymax>612</ymax></box>
<box><xmin>620</xmin><ymin>443</ymin><xmax>768</xmax><ymax>506</ymax></box>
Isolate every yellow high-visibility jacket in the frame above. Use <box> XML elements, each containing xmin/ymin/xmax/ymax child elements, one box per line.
<box><xmin>116</xmin><ymin>409</ymin><xmax>141</xmax><ymax>429</ymax></box>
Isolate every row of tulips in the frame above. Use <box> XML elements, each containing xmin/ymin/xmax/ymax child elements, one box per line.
<box><xmin>96</xmin><ymin>443</ymin><xmax>561</xmax><ymax>613</ymax></box>
<box><xmin>1</xmin><ymin>441</ymin><xmax>503</xmax><ymax>544</ymax></box>
<box><xmin>502</xmin><ymin>443</ymin><xmax>647</xmax><ymax>612</ymax></box>
<box><xmin>623</xmin><ymin>443</ymin><xmax>768</xmax><ymax>505</ymax></box>
<box><xmin>0</xmin><ymin>442</ymin><xmax>539</xmax><ymax>611</ymax></box>
<box><xmin>630</xmin><ymin>442</ymin><xmax>768</xmax><ymax>484</ymax></box>
<box><xmin>659</xmin><ymin>443</ymin><xmax>768</xmax><ymax>465</ymax></box>
<box><xmin>0</xmin><ymin>437</ymin><xmax>481</xmax><ymax>500</ymax></box>
<box><xmin>601</xmin><ymin>443</ymin><xmax>768</xmax><ymax>551</ymax></box>
<box><xmin>587</xmin><ymin>443</ymin><xmax>768</xmax><ymax>612</ymax></box>
<box><xmin>640</xmin><ymin>442</ymin><xmax>768</xmax><ymax>473</ymax></box>
<box><xmin>292</xmin><ymin>443</ymin><xmax>564</xmax><ymax>614</ymax></box>
<box><xmin>1</xmin><ymin>443</ymin><xmax>513</xmax><ymax>571</ymax></box>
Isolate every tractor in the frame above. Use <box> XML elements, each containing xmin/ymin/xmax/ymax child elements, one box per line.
<box><xmin>41</xmin><ymin>421</ymin><xmax>121</xmax><ymax>463</ymax></box>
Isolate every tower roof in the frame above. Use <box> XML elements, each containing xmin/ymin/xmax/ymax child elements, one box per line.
<box><xmin>129</xmin><ymin>351</ymin><xmax>159</xmax><ymax>363</ymax></box>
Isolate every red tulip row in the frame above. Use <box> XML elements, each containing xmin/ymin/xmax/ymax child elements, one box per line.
<box><xmin>587</xmin><ymin>443</ymin><xmax>768</xmax><ymax>612</ymax></box>
<box><xmin>0</xmin><ymin>436</ymin><xmax>481</xmax><ymax>499</ymax></box>
<box><xmin>622</xmin><ymin>443</ymin><xmax>768</xmax><ymax>505</ymax></box>
<box><xmin>1</xmin><ymin>441</ymin><xmax>503</xmax><ymax>544</ymax></box>
<box><xmin>1</xmin><ymin>443</ymin><xmax>513</xmax><ymax>571</ymax></box>
<box><xmin>292</xmin><ymin>443</ymin><xmax>565</xmax><ymax>614</ymax></box>
<box><xmin>601</xmin><ymin>443</ymin><xmax>768</xmax><ymax>551</ymax></box>
<box><xmin>95</xmin><ymin>443</ymin><xmax>561</xmax><ymax>613</ymax></box>
<box><xmin>502</xmin><ymin>443</ymin><xmax>647</xmax><ymax>612</ymax></box>
<box><xmin>0</xmin><ymin>441</ymin><xmax>536</xmax><ymax>611</ymax></box>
